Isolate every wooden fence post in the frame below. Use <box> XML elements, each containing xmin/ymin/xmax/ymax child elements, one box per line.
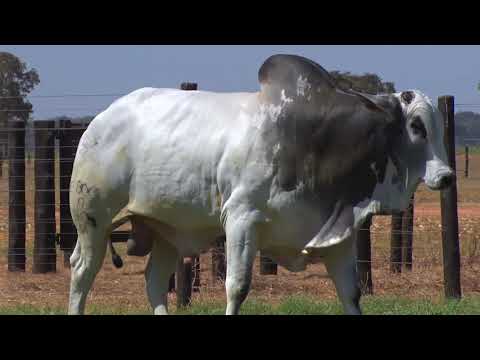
<box><xmin>176</xmin><ymin>257</ymin><xmax>193</xmax><ymax>308</ymax></box>
<box><xmin>402</xmin><ymin>194</ymin><xmax>414</xmax><ymax>271</ymax></box>
<box><xmin>7</xmin><ymin>120</ymin><xmax>26</xmax><ymax>272</ymax></box>
<box><xmin>357</xmin><ymin>215</ymin><xmax>373</xmax><ymax>295</ymax></box>
<box><xmin>174</xmin><ymin>82</ymin><xmax>199</xmax><ymax>305</ymax></box>
<box><xmin>438</xmin><ymin>95</ymin><xmax>462</xmax><ymax>299</ymax></box>
<box><xmin>212</xmin><ymin>236</ymin><xmax>226</xmax><ymax>281</ymax></box>
<box><xmin>59</xmin><ymin>119</ymin><xmax>86</xmax><ymax>267</ymax></box>
<box><xmin>33</xmin><ymin>120</ymin><xmax>57</xmax><ymax>273</ymax></box>
<box><xmin>169</xmin><ymin>274</ymin><xmax>176</xmax><ymax>292</ymax></box>
<box><xmin>193</xmin><ymin>256</ymin><xmax>200</xmax><ymax>292</ymax></box>
<box><xmin>390</xmin><ymin>212</ymin><xmax>403</xmax><ymax>273</ymax></box>
<box><xmin>260</xmin><ymin>253</ymin><xmax>278</xmax><ymax>275</ymax></box>
<box><xmin>464</xmin><ymin>146</ymin><xmax>469</xmax><ymax>178</ymax></box>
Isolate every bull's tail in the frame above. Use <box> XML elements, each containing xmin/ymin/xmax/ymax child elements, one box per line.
<box><xmin>109</xmin><ymin>239</ymin><xmax>124</xmax><ymax>268</ymax></box>
<box><xmin>108</xmin><ymin>215</ymin><xmax>132</xmax><ymax>269</ymax></box>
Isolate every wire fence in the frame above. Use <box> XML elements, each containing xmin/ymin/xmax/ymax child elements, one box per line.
<box><xmin>0</xmin><ymin>95</ymin><xmax>478</xmax><ymax>308</ymax></box>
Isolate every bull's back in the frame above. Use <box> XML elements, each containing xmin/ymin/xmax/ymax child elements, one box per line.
<box><xmin>127</xmin><ymin>89</ymin><xmax>261</xmax><ymax>228</ymax></box>
<box><xmin>74</xmin><ymin>88</ymin><xmax>259</xmax><ymax>230</ymax></box>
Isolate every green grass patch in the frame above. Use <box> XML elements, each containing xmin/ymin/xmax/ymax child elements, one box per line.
<box><xmin>0</xmin><ymin>304</ymin><xmax>66</xmax><ymax>315</ymax></box>
<box><xmin>2</xmin><ymin>295</ymin><xmax>480</xmax><ymax>315</ymax></box>
<box><xmin>176</xmin><ymin>295</ymin><xmax>480</xmax><ymax>315</ymax></box>
<box><xmin>456</xmin><ymin>145</ymin><xmax>480</xmax><ymax>154</ymax></box>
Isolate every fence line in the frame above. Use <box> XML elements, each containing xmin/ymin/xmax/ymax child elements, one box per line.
<box><xmin>0</xmin><ymin>91</ymin><xmax>466</xmax><ymax>304</ymax></box>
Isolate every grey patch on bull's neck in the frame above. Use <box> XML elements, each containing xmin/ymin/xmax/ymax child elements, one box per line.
<box><xmin>388</xmin><ymin>152</ymin><xmax>404</xmax><ymax>185</ymax></box>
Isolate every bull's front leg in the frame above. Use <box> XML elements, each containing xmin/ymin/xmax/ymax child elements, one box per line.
<box><xmin>324</xmin><ymin>235</ymin><xmax>362</xmax><ymax>315</ymax></box>
<box><xmin>224</xmin><ymin>208</ymin><xmax>260</xmax><ymax>315</ymax></box>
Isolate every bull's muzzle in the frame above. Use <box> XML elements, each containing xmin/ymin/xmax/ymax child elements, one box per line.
<box><xmin>426</xmin><ymin>168</ymin><xmax>455</xmax><ymax>190</ymax></box>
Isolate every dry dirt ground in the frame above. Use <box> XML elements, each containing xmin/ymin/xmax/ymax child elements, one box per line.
<box><xmin>0</xmin><ymin>153</ymin><xmax>479</xmax><ymax>313</ymax></box>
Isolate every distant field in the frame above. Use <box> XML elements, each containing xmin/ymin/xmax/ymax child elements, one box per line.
<box><xmin>414</xmin><ymin>151</ymin><xmax>480</xmax><ymax>203</ymax></box>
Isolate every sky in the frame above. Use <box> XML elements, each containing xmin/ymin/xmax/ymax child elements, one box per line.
<box><xmin>1</xmin><ymin>45</ymin><xmax>480</xmax><ymax>119</ymax></box>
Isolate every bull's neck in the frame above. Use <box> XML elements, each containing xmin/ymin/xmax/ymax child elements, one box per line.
<box><xmin>368</xmin><ymin>159</ymin><xmax>413</xmax><ymax>215</ymax></box>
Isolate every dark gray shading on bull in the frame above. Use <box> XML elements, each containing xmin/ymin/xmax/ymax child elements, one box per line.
<box><xmin>259</xmin><ymin>54</ymin><xmax>404</xmax><ymax>194</ymax></box>
<box><xmin>106</xmin><ymin>54</ymin><xmax>413</xmax><ymax>265</ymax></box>
<box><xmin>257</xmin><ymin>55</ymin><xmax>408</xmax><ymax>250</ymax></box>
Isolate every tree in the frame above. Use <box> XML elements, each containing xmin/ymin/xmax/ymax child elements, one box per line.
<box><xmin>0</xmin><ymin>52</ymin><xmax>40</xmax><ymax>171</ymax></box>
<box><xmin>329</xmin><ymin>70</ymin><xmax>396</xmax><ymax>95</ymax></box>
<box><xmin>0</xmin><ymin>52</ymin><xmax>40</xmax><ymax>127</ymax></box>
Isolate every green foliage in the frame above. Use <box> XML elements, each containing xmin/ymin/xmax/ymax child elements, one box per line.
<box><xmin>43</xmin><ymin>115</ymin><xmax>94</xmax><ymax>124</ymax></box>
<box><xmin>455</xmin><ymin>111</ymin><xmax>480</xmax><ymax>145</ymax></box>
<box><xmin>458</xmin><ymin>145</ymin><xmax>480</xmax><ymax>154</ymax></box>
<box><xmin>329</xmin><ymin>71</ymin><xmax>396</xmax><ymax>95</ymax></box>
<box><xmin>0</xmin><ymin>52</ymin><xmax>40</xmax><ymax>126</ymax></box>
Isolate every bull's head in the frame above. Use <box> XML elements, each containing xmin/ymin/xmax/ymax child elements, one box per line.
<box><xmin>348</xmin><ymin>88</ymin><xmax>455</xmax><ymax>213</ymax></box>
<box><xmin>393</xmin><ymin>90</ymin><xmax>454</xmax><ymax>192</ymax></box>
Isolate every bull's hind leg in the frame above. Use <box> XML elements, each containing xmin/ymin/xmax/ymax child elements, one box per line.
<box><xmin>144</xmin><ymin>235</ymin><xmax>178</xmax><ymax>315</ymax></box>
<box><xmin>68</xmin><ymin>222</ymin><xmax>109</xmax><ymax>315</ymax></box>
<box><xmin>68</xmin><ymin>181</ymin><xmax>116</xmax><ymax>315</ymax></box>
<box><xmin>324</xmin><ymin>236</ymin><xmax>362</xmax><ymax>315</ymax></box>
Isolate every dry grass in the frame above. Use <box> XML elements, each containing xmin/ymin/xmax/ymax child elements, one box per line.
<box><xmin>0</xmin><ymin>153</ymin><xmax>479</xmax><ymax>313</ymax></box>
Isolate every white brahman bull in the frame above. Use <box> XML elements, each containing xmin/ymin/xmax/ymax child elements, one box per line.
<box><xmin>68</xmin><ymin>54</ymin><xmax>454</xmax><ymax>315</ymax></box>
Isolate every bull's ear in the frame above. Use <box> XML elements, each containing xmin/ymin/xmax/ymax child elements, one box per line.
<box><xmin>354</xmin><ymin>92</ymin><xmax>386</xmax><ymax>113</ymax></box>
<box><xmin>258</xmin><ymin>54</ymin><xmax>338</xmax><ymax>102</ymax></box>
<box><xmin>349</xmin><ymin>90</ymin><xmax>388</xmax><ymax>113</ymax></box>
<box><xmin>350</xmin><ymin>90</ymin><xmax>403</xmax><ymax>125</ymax></box>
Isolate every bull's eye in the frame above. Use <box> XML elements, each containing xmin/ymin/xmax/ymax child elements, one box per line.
<box><xmin>410</xmin><ymin>117</ymin><xmax>427</xmax><ymax>139</ymax></box>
